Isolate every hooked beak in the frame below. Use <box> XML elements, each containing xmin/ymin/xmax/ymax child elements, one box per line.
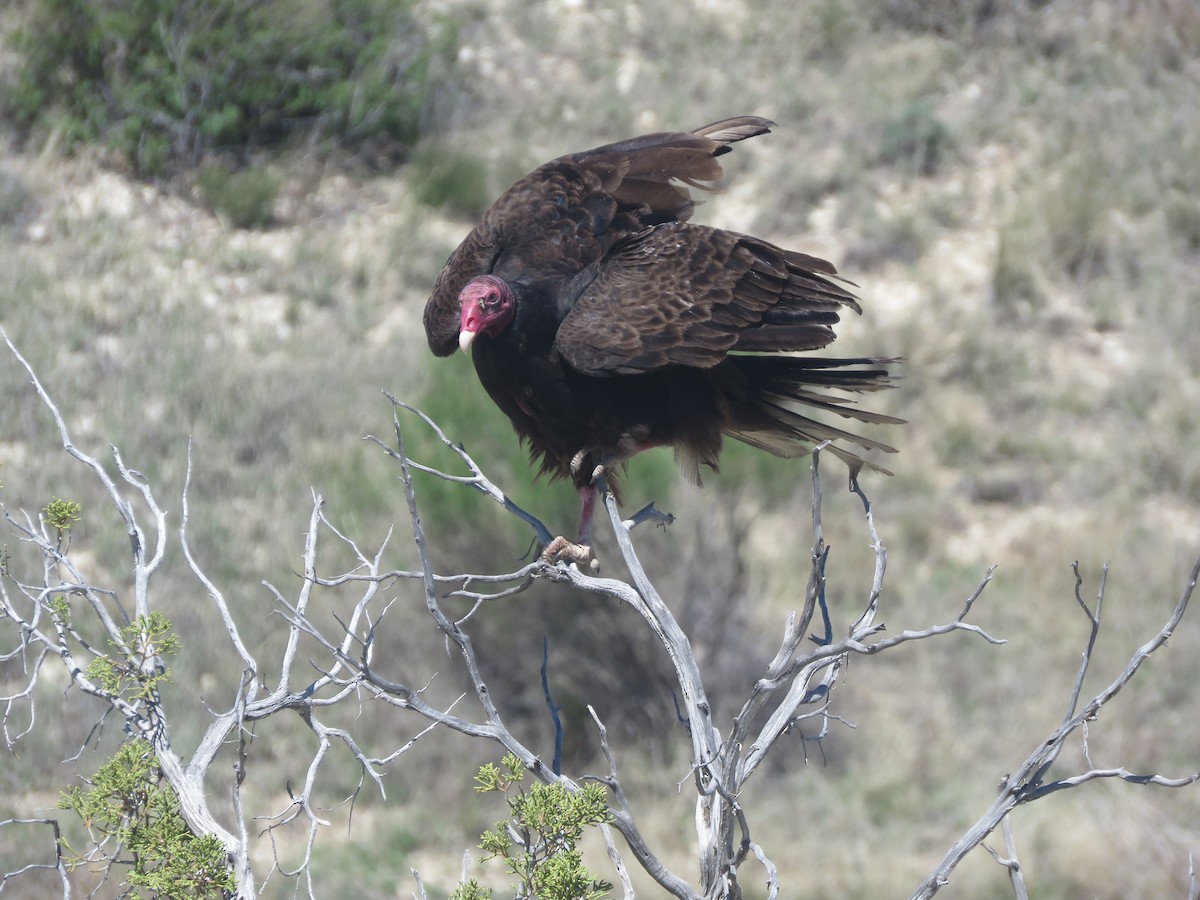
<box><xmin>459</xmin><ymin>329</ymin><xmax>477</xmax><ymax>353</ymax></box>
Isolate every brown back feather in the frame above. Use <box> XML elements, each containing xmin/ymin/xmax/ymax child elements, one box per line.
<box><xmin>423</xmin><ymin>117</ymin><xmax>776</xmax><ymax>355</ymax></box>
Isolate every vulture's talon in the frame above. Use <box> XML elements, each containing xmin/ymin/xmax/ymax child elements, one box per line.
<box><xmin>590</xmin><ymin>463</ymin><xmax>607</xmax><ymax>484</ymax></box>
<box><xmin>569</xmin><ymin>449</ymin><xmax>588</xmax><ymax>477</ymax></box>
<box><xmin>541</xmin><ymin>536</ymin><xmax>597</xmax><ymax>569</ymax></box>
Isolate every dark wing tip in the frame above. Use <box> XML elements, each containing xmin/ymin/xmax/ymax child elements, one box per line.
<box><xmin>692</xmin><ymin>116</ymin><xmax>776</xmax><ymax>143</ymax></box>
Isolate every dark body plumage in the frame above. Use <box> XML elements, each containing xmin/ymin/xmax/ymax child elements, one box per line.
<box><xmin>423</xmin><ymin>116</ymin><xmax>899</xmax><ymax>539</ymax></box>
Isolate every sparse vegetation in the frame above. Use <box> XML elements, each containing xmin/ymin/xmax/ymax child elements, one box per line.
<box><xmin>410</xmin><ymin>141</ymin><xmax>492</xmax><ymax>217</ymax></box>
<box><xmin>58</xmin><ymin>738</ymin><xmax>236</xmax><ymax>899</ymax></box>
<box><xmin>85</xmin><ymin>612</ymin><xmax>179</xmax><ymax>700</ymax></box>
<box><xmin>197</xmin><ymin>162</ymin><xmax>281</xmax><ymax>229</ymax></box>
<box><xmin>454</xmin><ymin>753</ymin><xmax>613</xmax><ymax>900</ymax></box>
<box><xmin>8</xmin><ymin>0</ymin><xmax>458</xmax><ymax>175</ymax></box>
<box><xmin>879</xmin><ymin>95</ymin><xmax>953</xmax><ymax>176</ymax></box>
<box><xmin>2</xmin><ymin>0</ymin><xmax>1200</xmax><ymax>896</ymax></box>
<box><xmin>0</xmin><ymin>169</ymin><xmax>32</xmax><ymax>230</ymax></box>
<box><xmin>41</xmin><ymin>497</ymin><xmax>81</xmax><ymax>532</ymax></box>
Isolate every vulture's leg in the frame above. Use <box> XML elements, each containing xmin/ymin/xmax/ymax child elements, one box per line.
<box><xmin>548</xmin><ymin>442</ymin><xmax>650</xmax><ymax>567</ymax></box>
<box><xmin>577</xmin><ymin>483</ymin><xmax>597</xmax><ymax>545</ymax></box>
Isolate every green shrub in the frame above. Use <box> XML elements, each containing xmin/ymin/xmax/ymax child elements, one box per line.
<box><xmin>879</xmin><ymin>95</ymin><xmax>953</xmax><ymax>176</ymax></box>
<box><xmin>452</xmin><ymin>753</ymin><xmax>612</xmax><ymax>900</ymax></box>
<box><xmin>0</xmin><ymin>168</ymin><xmax>33</xmax><ymax>230</ymax></box>
<box><xmin>880</xmin><ymin>0</ymin><xmax>998</xmax><ymax>38</ymax></box>
<box><xmin>84</xmin><ymin>612</ymin><xmax>180</xmax><ymax>701</ymax></box>
<box><xmin>410</xmin><ymin>142</ymin><xmax>491</xmax><ymax>218</ymax></box>
<box><xmin>58</xmin><ymin>738</ymin><xmax>235</xmax><ymax>899</ymax></box>
<box><xmin>10</xmin><ymin>0</ymin><xmax>457</xmax><ymax>175</ymax></box>
<box><xmin>197</xmin><ymin>162</ymin><xmax>280</xmax><ymax>229</ymax></box>
<box><xmin>41</xmin><ymin>496</ymin><xmax>82</xmax><ymax>531</ymax></box>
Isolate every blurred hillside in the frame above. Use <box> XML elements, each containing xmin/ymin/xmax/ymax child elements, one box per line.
<box><xmin>2</xmin><ymin>0</ymin><xmax>1200</xmax><ymax>896</ymax></box>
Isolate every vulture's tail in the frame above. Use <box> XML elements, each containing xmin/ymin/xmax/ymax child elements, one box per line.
<box><xmin>722</xmin><ymin>355</ymin><xmax>903</xmax><ymax>478</ymax></box>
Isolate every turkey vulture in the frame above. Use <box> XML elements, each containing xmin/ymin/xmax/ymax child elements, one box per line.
<box><xmin>423</xmin><ymin>115</ymin><xmax>899</xmax><ymax>562</ymax></box>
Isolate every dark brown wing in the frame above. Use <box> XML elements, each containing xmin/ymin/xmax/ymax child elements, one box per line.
<box><xmin>553</xmin><ymin>223</ymin><xmax>862</xmax><ymax>376</ymax></box>
<box><xmin>422</xmin><ymin>116</ymin><xmax>775</xmax><ymax>355</ymax></box>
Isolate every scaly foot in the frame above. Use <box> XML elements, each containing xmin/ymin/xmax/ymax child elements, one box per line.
<box><xmin>541</xmin><ymin>536</ymin><xmax>599</xmax><ymax>571</ymax></box>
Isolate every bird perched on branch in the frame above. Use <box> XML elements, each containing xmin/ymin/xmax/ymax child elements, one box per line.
<box><xmin>423</xmin><ymin>115</ymin><xmax>900</xmax><ymax>563</ymax></box>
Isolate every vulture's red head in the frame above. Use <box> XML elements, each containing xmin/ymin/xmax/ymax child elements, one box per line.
<box><xmin>458</xmin><ymin>275</ymin><xmax>515</xmax><ymax>353</ymax></box>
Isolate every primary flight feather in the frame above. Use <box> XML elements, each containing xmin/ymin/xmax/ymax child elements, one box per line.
<box><xmin>423</xmin><ymin>116</ymin><xmax>900</xmax><ymax>560</ymax></box>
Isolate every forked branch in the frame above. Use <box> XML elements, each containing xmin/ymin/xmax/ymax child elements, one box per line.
<box><xmin>4</xmin><ymin>333</ymin><xmax>1197</xmax><ymax>900</ymax></box>
<box><xmin>911</xmin><ymin>555</ymin><xmax>1200</xmax><ymax>899</ymax></box>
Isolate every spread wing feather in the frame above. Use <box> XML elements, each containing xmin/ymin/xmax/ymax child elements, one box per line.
<box><xmin>553</xmin><ymin>223</ymin><xmax>862</xmax><ymax>376</ymax></box>
<box><xmin>422</xmin><ymin>116</ymin><xmax>776</xmax><ymax>355</ymax></box>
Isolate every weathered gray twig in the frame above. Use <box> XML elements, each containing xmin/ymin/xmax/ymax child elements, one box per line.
<box><xmin>0</xmin><ymin>818</ymin><xmax>71</xmax><ymax>896</ymax></box>
<box><xmin>912</xmin><ymin>554</ymin><xmax>1200</xmax><ymax>899</ymax></box>
<box><xmin>6</xmin><ymin>332</ymin><xmax>1196</xmax><ymax>900</ymax></box>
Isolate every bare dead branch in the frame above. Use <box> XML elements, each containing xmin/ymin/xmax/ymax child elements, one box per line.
<box><xmin>1064</xmin><ymin>561</ymin><xmax>1106</xmax><ymax>721</ymax></box>
<box><xmin>1027</xmin><ymin>766</ymin><xmax>1200</xmax><ymax>797</ymax></box>
<box><xmin>911</xmin><ymin>554</ymin><xmax>1200</xmax><ymax>899</ymax></box>
<box><xmin>5</xmin><ymin>327</ymin><xmax>1196</xmax><ymax>900</ymax></box>
<box><xmin>373</xmin><ymin>394</ymin><xmax>555</xmax><ymax>547</ymax></box>
<box><xmin>584</xmin><ymin>706</ymin><xmax>637</xmax><ymax>900</ymax></box>
<box><xmin>983</xmin><ymin>814</ymin><xmax>1029</xmax><ymax>900</ymax></box>
<box><xmin>0</xmin><ymin>818</ymin><xmax>71</xmax><ymax>896</ymax></box>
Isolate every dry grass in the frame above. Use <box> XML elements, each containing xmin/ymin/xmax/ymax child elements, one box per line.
<box><xmin>3</xmin><ymin>0</ymin><xmax>1200</xmax><ymax>896</ymax></box>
